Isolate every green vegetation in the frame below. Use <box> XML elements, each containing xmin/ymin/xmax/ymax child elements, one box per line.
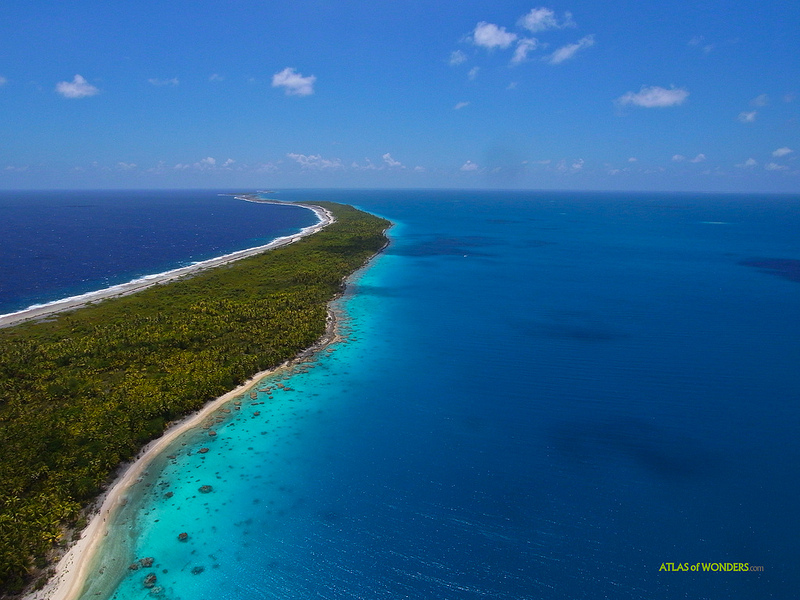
<box><xmin>0</xmin><ymin>203</ymin><xmax>390</xmax><ymax>594</ymax></box>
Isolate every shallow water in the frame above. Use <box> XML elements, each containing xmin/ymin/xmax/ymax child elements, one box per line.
<box><xmin>70</xmin><ymin>190</ymin><xmax>799</xmax><ymax>599</ymax></box>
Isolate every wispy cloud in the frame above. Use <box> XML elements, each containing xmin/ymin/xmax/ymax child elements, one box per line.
<box><xmin>468</xmin><ymin>67</ymin><xmax>480</xmax><ymax>80</ymax></box>
<box><xmin>0</xmin><ymin>76</ymin><xmax>7</xmax><ymax>87</ymax></box>
<box><xmin>547</xmin><ymin>35</ymin><xmax>594</xmax><ymax>64</ymax></box>
<box><xmin>772</xmin><ymin>147</ymin><xmax>793</xmax><ymax>157</ymax></box>
<box><xmin>765</xmin><ymin>162</ymin><xmax>788</xmax><ymax>171</ymax></box>
<box><xmin>173</xmin><ymin>157</ymin><xmax>218</xmax><ymax>171</ymax></box>
<box><xmin>287</xmin><ymin>153</ymin><xmax>342</xmax><ymax>169</ymax></box>
<box><xmin>56</xmin><ymin>74</ymin><xmax>99</xmax><ymax>98</ymax></box>
<box><xmin>454</xmin><ymin>101</ymin><xmax>469</xmax><ymax>110</ymax></box>
<box><xmin>688</xmin><ymin>36</ymin><xmax>714</xmax><ymax>53</ymax></box>
<box><xmin>512</xmin><ymin>38</ymin><xmax>540</xmax><ymax>65</ymax></box>
<box><xmin>617</xmin><ymin>85</ymin><xmax>689</xmax><ymax>108</ymax></box>
<box><xmin>449</xmin><ymin>50</ymin><xmax>468</xmax><ymax>66</ymax></box>
<box><xmin>471</xmin><ymin>22</ymin><xmax>517</xmax><ymax>49</ymax></box>
<box><xmin>736</xmin><ymin>158</ymin><xmax>757</xmax><ymax>168</ymax></box>
<box><xmin>272</xmin><ymin>68</ymin><xmax>316</xmax><ymax>96</ymax></box>
<box><xmin>382</xmin><ymin>153</ymin><xmax>404</xmax><ymax>168</ymax></box>
<box><xmin>751</xmin><ymin>94</ymin><xmax>769</xmax><ymax>106</ymax></box>
<box><xmin>460</xmin><ymin>160</ymin><xmax>479</xmax><ymax>171</ymax></box>
<box><xmin>555</xmin><ymin>158</ymin><xmax>585</xmax><ymax>173</ymax></box>
<box><xmin>209</xmin><ymin>73</ymin><xmax>224</xmax><ymax>82</ymax></box>
<box><xmin>116</xmin><ymin>162</ymin><xmax>137</xmax><ymax>170</ymax></box>
<box><xmin>518</xmin><ymin>8</ymin><xmax>575</xmax><ymax>32</ymax></box>
<box><xmin>672</xmin><ymin>155</ymin><xmax>686</xmax><ymax>162</ymax></box>
<box><xmin>738</xmin><ymin>111</ymin><xmax>757</xmax><ymax>123</ymax></box>
<box><xmin>148</xmin><ymin>78</ymin><xmax>179</xmax><ymax>86</ymax></box>
<box><xmin>690</xmin><ymin>153</ymin><xmax>706</xmax><ymax>163</ymax></box>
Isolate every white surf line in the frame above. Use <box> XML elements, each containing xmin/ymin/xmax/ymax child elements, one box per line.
<box><xmin>0</xmin><ymin>202</ymin><xmax>334</xmax><ymax>329</ymax></box>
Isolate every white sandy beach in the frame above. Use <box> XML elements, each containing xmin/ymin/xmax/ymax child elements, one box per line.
<box><xmin>19</xmin><ymin>201</ymin><xmax>336</xmax><ymax>600</ymax></box>
<box><xmin>0</xmin><ymin>202</ymin><xmax>333</xmax><ymax>329</ymax></box>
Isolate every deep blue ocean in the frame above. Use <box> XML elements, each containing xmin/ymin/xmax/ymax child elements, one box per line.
<box><xmin>0</xmin><ymin>190</ymin><xmax>318</xmax><ymax>315</ymax></box>
<box><xmin>5</xmin><ymin>190</ymin><xmax>799</xmax><ymax>599</ymax></box>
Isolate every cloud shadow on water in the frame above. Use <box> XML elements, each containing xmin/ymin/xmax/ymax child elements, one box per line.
<box><xmin>739</xmin><ymin>257</ymin><xmax>800</xmax><ymax>283</ymax></box>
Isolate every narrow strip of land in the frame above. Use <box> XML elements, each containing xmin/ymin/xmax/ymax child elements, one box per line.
<box><xmin>25</xmin><ymin>201</ymin><xmax>343</xmax><ymax>600</ymax></box>
<box><xmin>2</xmin><ymin>201</ymin><xmax>390</xmax><ymax>598</ymax></box>
<box><xmin>0</xmin><ymin>203</ymin><xmax>333</xmax><ymax>329</ymax></box>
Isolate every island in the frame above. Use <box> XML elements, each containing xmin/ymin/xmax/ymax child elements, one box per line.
<box><xmin>0</xmin><ymin>202</ymin><xmax>391</xmax><ymax>595</ymax></box>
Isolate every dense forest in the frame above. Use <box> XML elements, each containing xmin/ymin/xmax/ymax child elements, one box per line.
<box><xmin>0</xmin><ymin>202</ymin><xmax>390</xmax><ymax>594</ymax></box>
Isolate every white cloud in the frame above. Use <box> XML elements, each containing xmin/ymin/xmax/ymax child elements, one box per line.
<box><xmin>628</xmin><ymin>157</ymin><xmax>638</xmax><ymax>162</ymax></box>
<box><xmin>547</xmin><ymin>35</ymin><xmax>594</xmax><ymax>64</ymax></box>
<box><xmin>460</xmin><ymin>160</ymin><xmax>479</xmax><ymax>171</ymax></box>
<box><xmin>468</xmin><ymin>66</ymin><xmax>480</xmax><ymax>80</ymax></box>
<box><xmin>512</xmin><ymin>38</ymin><xmax>540</xmax><ymax>64</ymax></box>
<box><xmin>175</xmin><ymin>157</ymin><xmax>218</xmax><ymax>171</ymax></box>
<box><xmin>352</xmin><ymin>158</ymin><xmax>380</xmax><ymax>171</ymax></box>
<box><xmin>454</xmin><ymin>101</ymin><xmax>469</xmax><ymax>110</ymax></box>
<box><xmin>222</xmin><ymin>158</ymin><xmax>236</xmax><ymax>168</ymax></box>
<box><xmin>116</xmin><ymin>162</ymin><xmax>137</xmax><ymax>170</ymax></box>
<box><xmin>148</xmin><ymin>78</ymin><xmax>179</xmax><ymax>86</ymax></box>
<box><xmin>506</xmin><ymin>82</ymin><xmax>518</xmax><ymax>90</ymax></box>
<box><xmin>690</xmin><ymin>153</ymin><xmax>706</xmax><ymax>163</ymax></box>
<box><xmin>287</xmin><ymin>153</ymin><xmax>343</xmax><ymax>169</ymax></box>
<box><xmin>736</xmin><ymin>158</ymin><xmax>757</xmax><ymax>168</ymax></box>
<box><xmin>672</xmin><ymin>154</ymin><xmax>686</xmax><ymax>162</ymax></box>
<box><xmin>272</xmin><ymin>68</ymin><xmax>316</xmax><ymax>96</ymax></box>
<box><xmin>0</xmin><ymin>76</ymin><xmax>6</xmax><ymax>87</ymax></box>
<box><xmin>518</xmin><ymin>8</ymin><xmax>575</xmax><ymax>32</ymax></box>
<box><xmin>56</xmin><ymin>74</ymin><xmax>99</xmax><ymax>99</ymax></box>
<box><xmin>765</xmin><ymin>162</ymin><xmax>788</xmax><ymax>171</ymax></box>
<box><xmin>472</xmin><ymin>22</ymin><xmax>517</xmax><ymax>49</ymax></box>
<box><xmin>738</xmin><ymin>111</ymin><xmax>757</xmax><ymax>123</ymax></box>
<box><xmin>772</xmin><ymin>147</ymin><xmax>793</xmax><ymax>157</ymax></box>
<box><xmin>617</xmin><ymin>85</ymin><xmax>689</xmax><ymax>108</ymax></box>
<box><xmin>414</xmin><ymin>165</ymin><xmax>426</xmax><ymax>172</ymax></box>
<box><xmin>255</xmin><ymin>162</ymin><xmax>279</xmax><ymax>173</ymax></box>
<box><xmin>382</xmin><ymin>153</ymin><xmax>404</xmax><ymax>168</ymax></box>
<box><xmin>751</xmin><ymin>94</ymin><xmax>769</xmax><ymax>106</ymax></box>
<box><xmin>209</xmin><ymin>74</ymin><xmax>224</xmax><ymax>82</ymax></box>
<box><xmin>571</xmin><ymin>158</ymin><xmax>585</xmax><ymax>170</ymax></box>
<box><xmin>449</xmin><ymin>50</ymin><xmax>468</xmax><ymax>66</ymax></box>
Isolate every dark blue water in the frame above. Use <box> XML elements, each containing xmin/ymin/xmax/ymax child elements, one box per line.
<box><xmin>0</xmin><ymin>190</ymin><xmax>318</xmax><ymax>315</ymax></box>
<box><xmin>25</xmin><ymin>189</ymin><xmax>799</xmax><ymax>600</ymax></box>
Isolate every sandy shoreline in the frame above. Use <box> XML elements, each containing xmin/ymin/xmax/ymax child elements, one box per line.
<box><xmin>25</xmin><ymin>317</ymin><xmax>338</xmax><ymax>600</ymax></box>
<box><xmin>0</xmin><ymin>200</ymin><xmax>333</xmax><ymax>330</ymax></box>
<box><xmin>18</xmin><ymin>200</ymin><xmax>337</xmax><ymax>600</ymax></box>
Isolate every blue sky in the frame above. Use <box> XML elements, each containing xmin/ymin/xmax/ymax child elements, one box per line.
<box><xmin>1</xmin><ymin>0</ymin><xmax>798</xmax><ymax>191</ymax></box>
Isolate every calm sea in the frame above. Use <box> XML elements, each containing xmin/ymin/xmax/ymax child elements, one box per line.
<box><xmin>13</xmin><ymin>189</ymin><xmax>800</xmax><ymax>600</ymax></box>
<box><xmin>0</xmin><ymin>190</ymin><xmax>318</xmax><ymax>315</ymax></box>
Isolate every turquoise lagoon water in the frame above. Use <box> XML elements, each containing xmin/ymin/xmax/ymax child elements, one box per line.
<box><xmin>67</xmin><ymin>190</ymin><xmax>799</xmax><ymax>599</ymax></box>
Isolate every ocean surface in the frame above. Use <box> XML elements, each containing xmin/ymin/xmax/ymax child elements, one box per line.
<box><xmin>7</xmin><ymin>189</ymin><xmax>800</xmax><ymax>599</ymax></box>
<box><xmin>0</xmin><ymin>190</ymin><xmax>318</xmax><ymax>315</ymax></box>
